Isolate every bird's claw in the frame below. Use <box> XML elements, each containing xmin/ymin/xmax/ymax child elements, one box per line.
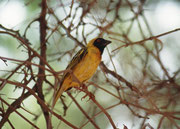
<box><xmin>81</xmin><ymin>91</ymin><xmax>95</xmax><ymax>101</ymax></box>
<box><xmin>74</xmin><ymin>84</ymin><xmax>95</xmax><ymax>101</ymax></box>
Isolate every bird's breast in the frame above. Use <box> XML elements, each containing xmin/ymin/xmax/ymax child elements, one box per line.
<box><xmin>73</xmin><ymin>47</ymin><xmax>101</xmax><ymax>82</ymax></box>
<box><xmin>62</xmin><ymin>47</ymin><xmax>102</xmax><ymax>90</ymax></box>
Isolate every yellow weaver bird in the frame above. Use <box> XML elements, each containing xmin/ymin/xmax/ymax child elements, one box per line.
<box><xmin>53</xmin><ymin>38</ymin><xmax>111</xmax><ymax>107</ymax></box>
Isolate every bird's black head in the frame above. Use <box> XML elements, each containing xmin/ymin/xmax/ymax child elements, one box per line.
<box><xmin>93</xmin><ymin>38</ymin><xmax>111</xmax><ymax>54</ymax></box>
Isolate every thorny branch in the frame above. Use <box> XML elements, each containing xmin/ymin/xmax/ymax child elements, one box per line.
<box><xmin>36</xmin><ymin>0</ymin><xmax>52</xmax><ymax>128</ymax></box>
<box><xmin>0</xmin><ymin>0</ymin><xmax>180</xmax><ymax>129</ymax></box>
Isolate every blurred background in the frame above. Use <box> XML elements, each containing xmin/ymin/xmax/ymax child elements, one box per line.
<box><xmin>0</xmin><ymin>0</ymin><xmax>180</xmax><ymax>129</ymax></box>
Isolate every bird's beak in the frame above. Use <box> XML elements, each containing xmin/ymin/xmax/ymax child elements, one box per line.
<box><xmin>104</xmin><ymin>40</ymin><xmax>111</xmax><ymax>46</ymax></box>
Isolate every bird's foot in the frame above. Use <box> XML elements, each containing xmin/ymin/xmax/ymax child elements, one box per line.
<box><xmin>74</xmin><ymin>84</ymin><xmax>95</xmax><ymax>101</ymax></box>
<box><xmin>81</xmin><ymin>84</ymin><xmax>95</xmax><ymax>101</ymax></box>
<box><xmin>81</xmin><ymin>91</ymin><xmax>95</xmax><ymax>101</ymax></box>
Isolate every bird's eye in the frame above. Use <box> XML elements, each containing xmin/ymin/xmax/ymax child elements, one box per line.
<box><xmin>97</xmin><ymin>39</ymin><xmax>100</xmax><ymax>42</ymax></box>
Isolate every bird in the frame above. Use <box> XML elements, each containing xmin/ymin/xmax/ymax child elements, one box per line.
<box><xmin>52</xmin><ymin>38</ymin><xmax>111</xmax><ymax>107</ymax></box>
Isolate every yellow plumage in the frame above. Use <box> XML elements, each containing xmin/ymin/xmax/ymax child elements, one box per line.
<box><xmin>52</xmin><ymin>38</ymin><xmax>111</xmax><ymax>107</ymax></box>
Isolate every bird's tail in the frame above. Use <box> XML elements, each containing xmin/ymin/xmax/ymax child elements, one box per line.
<box><xmin>52</xmin><ymin>86</ymin><xmax>64</xmax><ymax>109</ymax></box>
<box><xmin>48</xmin><ymin>86</ymin><xmax>64</xmax><ymax>129</ymax></box>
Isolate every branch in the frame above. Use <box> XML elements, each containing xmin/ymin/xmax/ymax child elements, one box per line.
<box><xmin>68</xmin><ymin>93</ymin><xmax>100</xmax><ymax>129</ymax></box>
<box><xmin>0</xmin><ymin>78</ymin><xmax>79</xmax><ymax>129</ymax></box>
<box><xmin>112</xmin><ymin>28</ymin><xmax>180</xmax><ymax>52</ymax></box>
<box><xmin>36</xmin><ymin>0</ymin><xmax>52</xmax><ymax>128</ymax></box>
<box><xmin>100</xmin><ymin>62</ymin><xmax>141</xmax><ymax>95</ymax></box>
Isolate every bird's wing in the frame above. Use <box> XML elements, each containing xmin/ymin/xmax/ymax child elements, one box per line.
<box><xmin>52</xmin><ymin>47</ymin><xmax>88</xmax><ymax>108</ymax></box>
<box><xmin>66</xmin><ymin>47</ymin><xmax>88</xmax><ymax>70</ymax></box>
<box><xmin>60</xmin><ymin>47</ymin><xmax>88</xmax><ymax>86</ymax></box>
